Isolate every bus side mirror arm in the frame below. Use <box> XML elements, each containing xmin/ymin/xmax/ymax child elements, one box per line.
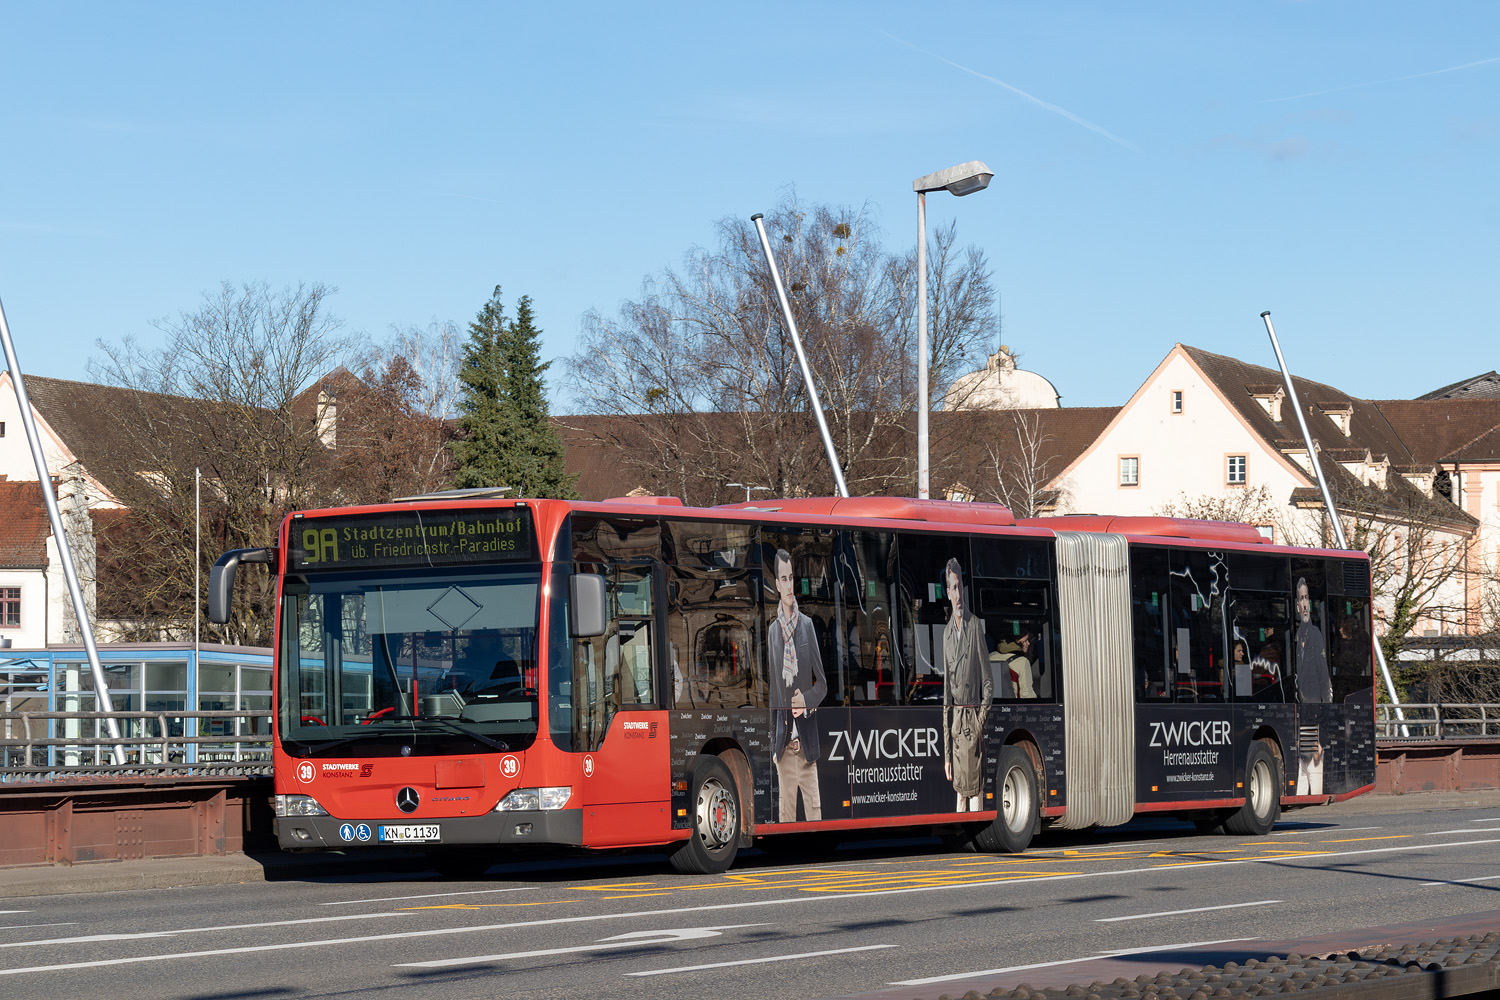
<box><xmin>209</xmin><ymin>547</ymin><xmax>276</xmax><ymax>624</ymax></box>
<box><xmin>569</xmin><ymin>573</ymin><xmax>607</xmax><ymax>638</ymax></box>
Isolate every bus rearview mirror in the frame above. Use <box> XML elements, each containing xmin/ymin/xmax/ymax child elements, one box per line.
<box><xmin>570</xmin><ymin>573</ymin><xmax>607</xmax><ymax>637</ymax></box>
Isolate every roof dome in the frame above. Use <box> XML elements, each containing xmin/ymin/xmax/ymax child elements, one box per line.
<box><xmin>943</xmin><ymin>347</ymin><xmax>1060</xmax><ymax>410</ymax></box>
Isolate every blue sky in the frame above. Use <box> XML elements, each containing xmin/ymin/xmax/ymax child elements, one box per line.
<box><xmin>1</xmin><ymin>2</ymin><xmax>1495</xmax><ymax>409</ymax></box>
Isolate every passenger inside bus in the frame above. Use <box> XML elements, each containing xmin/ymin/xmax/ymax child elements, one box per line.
<box><xmin>990</xmin><ymin>629</ymin><xmax>1037</xmax><ymax>699</ymax></box>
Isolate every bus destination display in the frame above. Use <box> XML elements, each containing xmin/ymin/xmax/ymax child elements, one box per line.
<box><xmin>290</xmin><ymin>509</ymin><xmax>535</xmax><ymax>570</ymax></box>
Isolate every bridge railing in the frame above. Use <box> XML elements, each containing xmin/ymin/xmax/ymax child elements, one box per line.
<box><xmin>0</xmin><ymin>709</ymin><xmax>274</xmax><ymax>782</ymax></box>
<box><xmin>1376</xmin><ymin>703</ymin><xmax>1500</xmax><ymax>741</ymax></box>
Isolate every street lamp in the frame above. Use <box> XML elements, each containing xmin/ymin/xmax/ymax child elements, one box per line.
<box><xmin>913</xmin><ymin>160</ymin><xmax>993</xmax><ymax>499</ymax></box>
<box><xmin>726</xmin><ymin>482</ymin><xmax>771</xmax><ymax>502</ymax></box>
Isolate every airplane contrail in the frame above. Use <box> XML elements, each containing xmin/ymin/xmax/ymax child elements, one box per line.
<box><xmin>880</xmin><ymin>29</ymin><xmax>1142</xmax><ymax>154</ymax></box>
<box><xmin>1264</xmin><ymin>55</ymin><xmax>1500</xmax><ymax>103</ymax></box>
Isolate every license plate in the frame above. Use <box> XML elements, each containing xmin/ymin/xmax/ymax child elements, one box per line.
<box><xmin>379</xmin><ymin>824</ymin><xmax>441</xmax><ymax>843</ymax></box>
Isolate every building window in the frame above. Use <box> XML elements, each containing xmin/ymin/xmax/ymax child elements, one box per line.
<box><xmin>1256</xmin><ymin>524</ymin><xmax>1275</xmax><ymax>542</ymax></box>
<box><xmin>0</xmin><ymin>588</ymin><xmax>19</xmax><ymax>628</ymax></box>
<box><xmin>1171</xmin><ymin>390</ymin><xmax>1183</xmax><ymax>414</ymax></box>
<box><xmin>1119</xmin><ymin>456</ymin><xmax>1140</xmax><ymax>487</ymax></box>
<box><xmin>1227</xmin><ymin>454</ymin><xmax>1247</xmax><ymax>485</ymax></box>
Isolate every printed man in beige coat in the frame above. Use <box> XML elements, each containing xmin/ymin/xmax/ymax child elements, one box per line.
<box><xmin>942</xmin><ymin>557</ymin><xmax>992</xmax><ymax>812</ymax></box>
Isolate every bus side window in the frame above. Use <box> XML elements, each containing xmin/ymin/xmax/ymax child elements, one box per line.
<box><xmin>976</xmin><ymin>579</ymin><xmax>1051</xmax><ymax>702</ymax></box>
<box><xmin>1130</xmin><ymin>547</ymin><xmax>1171</xmax><ymax>702</ymax></box>
<box><xmin>846</xmin><ymin>530</ymin><xmax>897</xmax><ymax>706</ymax></box>
<box><xmin>667</xmin><ymin>568</ymin><xmax>760</xmax><ymax>710</ymax></box>
<box><xmin>610</xmin><ymin>568</ymin><xmax>656</xmax><ymax>708</ymax></box>
<box><xmin>1168</xmin><ymin>550</ymin><xmax>1226</xmax><ymax>703</ymax></box>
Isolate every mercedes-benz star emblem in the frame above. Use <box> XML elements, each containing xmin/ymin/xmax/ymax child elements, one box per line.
<box><xmin>396</xmin><ymin>787</ymin><xmax>420</xmax><ymax>813</ymax></box>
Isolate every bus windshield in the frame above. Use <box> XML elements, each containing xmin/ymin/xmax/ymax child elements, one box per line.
<box><xmin>280</xmin><ymin>564</ymin><xmax>543</xmax><ymax>754</ymax></box>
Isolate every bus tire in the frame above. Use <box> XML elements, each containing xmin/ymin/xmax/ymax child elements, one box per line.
<box><xmin>1224</xmin><ymin>740</ymin><xmax>1281</xmax><ymax>836</ymax></box>
<box><xmin>974</xmin><ymin>745</ymin><xmax>1039</xmax><ymax>853</ymax></box>
<box><xmin>669</xmin><ymin>755</ymin><xmax>741</xmax><ymax>874</ymax></box>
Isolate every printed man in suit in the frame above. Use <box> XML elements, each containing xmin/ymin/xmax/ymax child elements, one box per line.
<box><xmin>1294</xmin><ymin>575</ymin><xmax>1330</xmax><ymax>795</ymax></box>
<box><xmin>943</xmin><ymin>557</ymin><xmax>992</xmax><ymax>812</ymax></box>
<box><xmin>770</xmin><ymin>548</ymin><xmax>827</xmax><ymax>822</ymax></box>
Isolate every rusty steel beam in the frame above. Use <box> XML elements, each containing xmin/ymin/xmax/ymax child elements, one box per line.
<box><xmin>0</xmin><ymin>775</ymin><xmax>272</xmax><ymax>866</ymax></box>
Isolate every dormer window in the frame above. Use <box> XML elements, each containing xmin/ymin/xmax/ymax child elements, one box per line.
<box><xmin>1315</xmin><ymin>402</ymin><xmax>1353</xmax><ymax>437</ymax></box>
<box><xmin>1248</xmin><ymin>384</ymin><xmax>1285</xmax><ymax>422</ymax></box>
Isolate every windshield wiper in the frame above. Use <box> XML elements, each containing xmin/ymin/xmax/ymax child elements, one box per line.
<box><xmin>295</xmin><ymin>730</ymin><xmax>394</xmax><ymax>755</ymax></box>
<box><xmin>382</xmin><ymin>715</ymin><xmax>512</xmax><ymax>752</ymax></box>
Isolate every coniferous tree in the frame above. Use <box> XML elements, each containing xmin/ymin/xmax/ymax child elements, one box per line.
<box><xmin>451</xmin><ymin>286</ymin><xmax>511</xmax><ymax>489</ymax></box>
<box><xmin>452</xmin><ymin>287</ymin><xmax>578</xmax><ymax>498</ymax></box>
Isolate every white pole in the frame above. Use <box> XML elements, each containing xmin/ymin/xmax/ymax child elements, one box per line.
<box><xmin>750</xmin><ymin>213</ymin><xmax>850</xmax><ymax>498</ymax></box>
<box><xmin>0</xmin><ymin>292</ymin><xmax>124</xmax><ymax>764</ymax></box>
<box><xmin>1261</xmin><ymin>310</ymin><xmax>1406</xmax><ymax>730</ymax></box>
<box><xmin>916</xmin><ymin>191</ymin><xmax>929</xmax><ymax>499</ymax></box>
<box><xmin>195</xmin><ymin>467</ymin><xmax>201</xmax><ymax>656</ymax></box>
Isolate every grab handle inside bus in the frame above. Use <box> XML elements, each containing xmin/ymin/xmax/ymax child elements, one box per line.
<box><xmin>569</xmin><ymin>573</ymin><xmax>607</xmax><ymax>637</ymax></box>
<box><xmin>208</xmin><ymin>547</ymin><xmax>276</xmax><ymax>624</ymax></box>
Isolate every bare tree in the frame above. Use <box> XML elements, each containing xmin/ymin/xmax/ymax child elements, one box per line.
<box><xmin>377</xmin><ymin>319</ymin><xmax>464</xmax><ymax>419</ymax></box>
<box><xmin>982</xmin><ymin>411</ymin><xmax>1071</xmax><ymax>518</ymax></box>
<box><xmin>1155</xmin><ymin>484</ymin><xmax>1290</xmax><ymax>530</ymax></box>
<box><xmin>1341</xmin><ymin>494</ymin><xmax>1471</xmax><ymax>668</ymax></box>
<box><xmin>565</xmin><ymin>194</ymin><xmax>997</xmax><ymax>503</ymax></box>
<box><xmin>333</xmin><ymin>357</ymin><xmax>458</xmax><ymax>503</ymax></box>
<box><xmin>88</xmin><ymin>281</ymin><xmax>358</xmax><ymax>645</ymax></box>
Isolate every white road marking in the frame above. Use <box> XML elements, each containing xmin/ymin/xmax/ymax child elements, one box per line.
<box><xmin>0</xmin><ymin>912</ymin><xmax>29</xmax><ymax>916</ymax></box>
<box><xmin>1467</xmin><ymin>818</ymin><xmax>1500</xmax><ymax>823</ymax></box>
<box><xmin>628</xmin><ymin>943</ymin><xmax>896</xmax><ymax>976</ymax></box>
<box><xmin>321</xmin><ymin>887</ymin><xmax>532</xmax><ymax>905</ymax></box>
<box><xmin>892</xmin><ymin>937</ymin><xmax>1260</xmax><ymax>986</ymax></box>
<box><xmin>0</xmin><ymin>924</ymin><xmax>78</xmax><ymax>932</ymax></box>
<box><xmin>396</xmin><ymin>924</ymin><xmax>765</xmax><ymax>968</ymax></box>
<box><xmin>1095</xmin><ymin>900</ymin><xmax>1280</xmax><ymax>923</ymax></box>
<box><xmin>1427</xmin><ymin>828</ymin><xmax>1500</xmax><ymax>836</ymax></box>
<box><xmin>1272</xmin><ymin>826</ymin><xmax>1380</xmax><ymax>836</ymax></box>
<box><xmin>6</xmin><ymin>836</ymin><xmax>1499</xmax><ymax>976</ymax></box>
<box><xmin>0</xmin><ymin>912</ymin><xmax>405</xmax><ymax>950</ymax></box>
<box><xmin>1421</xmin><ymin>874</ymin><xmax>1500</xmax><ymax>887</ymax></box>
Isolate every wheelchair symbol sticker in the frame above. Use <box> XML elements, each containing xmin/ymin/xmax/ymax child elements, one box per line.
<box><xmin>500</xmin><ymin>755</ymin><xmax>520</xmax><ymax>778</ymax></box>
<box><xmin>339</xmin><ymin>823</ymin><xmax>355</xmax><ymax>842</ymax></box>
<box><xmin>354</xmin><ymin>824</ymin><xmax>371</xmax><ymax>842</ymax></box>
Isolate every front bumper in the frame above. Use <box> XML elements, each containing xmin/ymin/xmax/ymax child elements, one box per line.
<box><xmin>276</xmin><ymin>808</ymin><xmax>584</xmax><ymax>850</ymax></box>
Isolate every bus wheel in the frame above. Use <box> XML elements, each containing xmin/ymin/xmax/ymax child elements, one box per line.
<box><xmin>974</xmin><ymin>745</ymin><xmax>1039</xmax><ymax>853</ymax></box>
<box><xmin>1225</xmin><ymin>741</ymin><xmax>1281</xmax><ymax>836</ymax></box>
<box><xmin>669</xmin><ymin>755</ymin><xmax>741</xmax><ymax>874</ymax></box>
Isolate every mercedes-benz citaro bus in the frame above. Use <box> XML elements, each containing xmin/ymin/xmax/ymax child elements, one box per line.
<box><xmin>209</xmin><ymin>491</ymin><xmax>1375</xmax><ymax>877</ymax></box>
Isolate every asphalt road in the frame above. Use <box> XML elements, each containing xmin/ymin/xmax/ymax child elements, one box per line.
<box><xmin>5</xmin><ymin>791</ymin><xmax>1500</xmax><ymax>1000</ymax></box>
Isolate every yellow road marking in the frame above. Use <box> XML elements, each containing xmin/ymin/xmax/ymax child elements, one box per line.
<box><xmin>580</xmin><ymin>882</ymin><xmax>659</xmax><ymax>890</ymax></box>
<box><xmin>1260</xmin><ymin>850</ymin><xmax>1330</xmax><ymax>857</ymax></box>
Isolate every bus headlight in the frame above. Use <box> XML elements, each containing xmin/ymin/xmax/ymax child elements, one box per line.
<box><xmin>276</xmin><ymin>794</ymin><xmax>330</xmax><ymax>817</ymax></box>
<box><xmin>495</xmin><ymin>786</ymin><xmax>572</xmax><ymax>811</ymax></box>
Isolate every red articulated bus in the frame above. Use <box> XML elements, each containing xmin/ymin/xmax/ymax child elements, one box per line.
<box><xmin>209</xmin><ymin>492</ymin><xmax>1375</xmax><ymax>877</ymax></box>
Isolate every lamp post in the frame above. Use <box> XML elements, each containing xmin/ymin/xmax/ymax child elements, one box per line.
<box><xmin>913</xmin><ymin>160</ymin><xmax>993</xmax><ymax>499</ymax></box>
<box><xmin>726</xmin><ymin>482</ymin><xmax>771</xmax><ymax>503</ymax></box>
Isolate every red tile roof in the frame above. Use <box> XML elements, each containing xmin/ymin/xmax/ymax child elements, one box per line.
<box><xmin>1372</xmin><ymin>399</ymin><xmax>1500</xmax><ymax>464</ymax></box>
<box><xmin>0</xmin><ymin>479</ymin><xmax>51</xmax><ymax>568</ymax></box>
